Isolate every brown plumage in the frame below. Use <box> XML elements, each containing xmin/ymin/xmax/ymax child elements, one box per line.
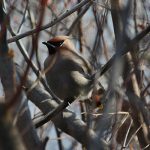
<box><xmin>43</xmin><ymin>36</ymin><xmax>94</xmax><ymax>102</ymax></box>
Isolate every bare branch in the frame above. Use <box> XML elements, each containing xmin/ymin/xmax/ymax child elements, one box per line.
<box><xmin>7</xmin><ymin>0</ymin><xmax>91</xmax><ymax>43</ymax></box>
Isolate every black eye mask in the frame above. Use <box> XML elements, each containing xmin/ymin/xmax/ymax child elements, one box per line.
<box><xmin>42</xmin><ymin>40</ymin><xmax>64</xmax><ymax>54</ymax></box>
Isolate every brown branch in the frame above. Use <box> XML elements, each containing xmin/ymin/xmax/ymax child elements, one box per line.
<box><xmin>0</xmin><ymin>1</ymin><xmax>25</xmax><ymax>149</ymax></box>
<box><xmin>7</xmin><ymin>0</ymin><xmax>90</xmax><ymax>43</ymax></box>
<box><xmin>66</xmin><ymin>2</ymin><xmax>91</xmax><ymax>36</ymax></box>
<box><xmin>99</xmin><ymin>25</ymin><xmax>150</xmax><ymax>77</ymax></box>
<box><xmin>0</xmin><ymin>104</ymin><xmax>26</xmax><ymax>150</ymax></box>
<box><xmin>17</xmin><ymin>68</ymin><xmax>108</xmax><ymax>149</ymax></box>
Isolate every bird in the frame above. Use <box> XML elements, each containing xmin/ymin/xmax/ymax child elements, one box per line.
<box><xmin>42</xmin><ymin>36</ymin><xmax>94</xmax><ymax>103</ymax></box>
<box><xmin>34</xmin><ymin>36</ymin><xmax>102</xmax><ymax>128</ymax></box>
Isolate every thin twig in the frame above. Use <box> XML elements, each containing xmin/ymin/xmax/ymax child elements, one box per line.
<box><xmin>126</xmin><ymin>124</ymin><xmax>142</xmax><ymax>147</ymax></box>
<box><xmin>99</xmin><ymin>25</ymin><xmax>150</xmax><ymax>76</ymax></box>
<box><xmin>7</xmin><ymin>0</ymin><xmax>91</xmax><ymax>43</ymax></box>
<box><xmin>122</xmin><ymin>118</ymin><xmax>133</xmax><ymax>149</ymax></box>
<box><xmin>67</xmin><ymin>2</ymin><xmax>91</xmax><ymax>35</ymax></box>
<box><xmin>17</xmin><ymin>0</ymin><xmax>29</xmax><ymax>33</ymax></box>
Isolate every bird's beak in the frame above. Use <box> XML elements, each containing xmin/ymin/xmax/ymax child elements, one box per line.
<box><xmin>42</xmin><ymin>42</ymin><xmax>47</xmax><ymax>45</ymax></box>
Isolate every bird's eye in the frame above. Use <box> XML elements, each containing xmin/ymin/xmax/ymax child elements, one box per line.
<box><xmin>43</xmin><ymin>40</ymin><xmax>64</xmax><ymax>55</ymax></box>
<box><xmin>48</xmin><ymin>40</ymin><xmax>64</xmax><ymax>47</ymax></box>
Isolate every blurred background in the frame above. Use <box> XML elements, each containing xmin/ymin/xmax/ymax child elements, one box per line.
<box><xmin>0</xmin><ymin>0</ymin><xmax>150</xmax><ymax>149</ymax></box>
